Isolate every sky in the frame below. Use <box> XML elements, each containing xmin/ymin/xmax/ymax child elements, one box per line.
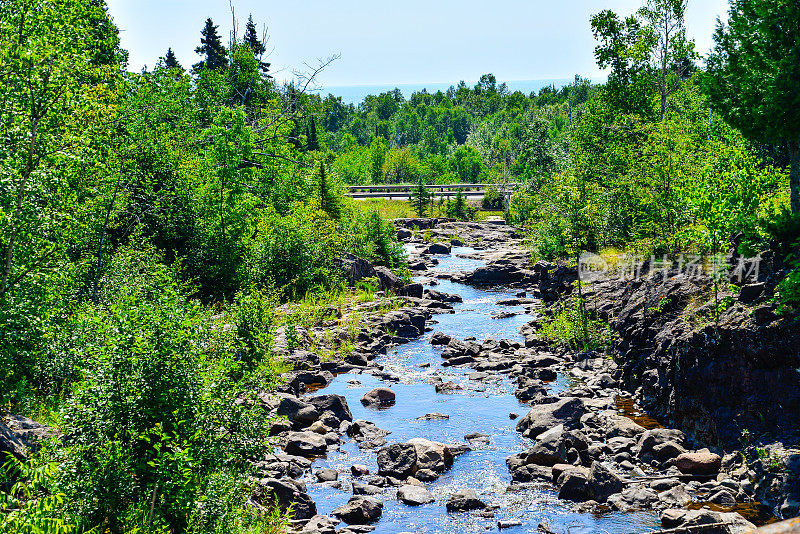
<box><xmin>107</xmin><ymin>0</ymin><xmax>730</xmax><ymax>91</ymax></box>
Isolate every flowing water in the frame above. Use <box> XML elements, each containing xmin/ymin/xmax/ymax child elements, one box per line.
<box><xmin>302</xmin><ymin>247</ymin><xmax>661</xmax><ymax>533</ymax></box>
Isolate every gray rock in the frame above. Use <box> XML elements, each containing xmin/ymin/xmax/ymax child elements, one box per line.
<box><xmin>660</xmin><ymin>508</ymin><xmax>755</xmax><ymax>534</ymax></box>
<box><xmin>360</xmin><ymin>388</ymin><xmax>396</xmax><ymax>407</ymax></box>
<box><xmin>588</xmin><ymin>461</ymin><xmax>623</xmax><ymax>502</ymax></box>
<box><xmin>253</xmin><ymin>478</ymin><xmax>317</xmax><ymax>520</ymax></box>
<box><xmin>516</xmin><ymin>397</ymin><xmax>586</xmax><ymax>438</ymax></box>
<box><xmin>299</xmin><ymin>514</ymin><xmax>338</xmax><ymax>534</ymax></box>
<box><xmin>446</xmin><ymin>489</ymin><xmax>486</xmax><ymax>512</ymax></box>
<box><xmin>315</xmin><ymin>468</ymin><xmax>338</xmax><ymax>482</ymax></box>
<box><xmin>307</xmin><ymin>394</ymin><xmax>353</xmax><ymax>422</ymax></box>
<box><xmin>284</xmin><ymin>431</ymin><xmax>327</xmax><ymax>457</ymax></box>
<box><xmin>352</xmin><ymin>482</ymin><xmax>383</xmax><ymax>496</ymax></box>
<box><xmin>331</xmin><ymin>496</ymin><xmax>383</xmax><ymax>524</ymax></box>
<box><xmin>426</xmin><ymin>243</ymin><xmax>451</xmax><ymax>255</ymax></box>
<box><xmin>557</xmin><ymin>467</ymin><xmax>590</xmax><ymax>501</ymax></box>
<box><xmin>377</xmin><ymin>443</ymin><xmax>418</xmax><ymax>478</ymax></box>
<box><xmin>607</xmin><ymin>485</ymin><xmax>659</xmax><ymax>511</ymax></box>
<box><xmin>397</xmin><ymin>485</ymin><xmax>435</xmax><ymax>505</ymax></box>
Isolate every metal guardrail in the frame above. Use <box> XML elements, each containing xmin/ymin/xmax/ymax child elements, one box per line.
<box><xmin>346</xmin><ymin>183</ymin><xmax>520</xmax><ymax>199</ymax></box>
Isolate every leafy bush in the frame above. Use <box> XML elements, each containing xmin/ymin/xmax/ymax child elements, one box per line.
<box><xmin>776</xmin><ymin>265</ymin><xmax>800</xmax><ymax>314</ymax></box>
<box><xmin>481</xmin><ymin>186</ymin><xmax>505</xmax><ymax>210</ymax></box>
<box><xmin>43</xmin><ymin>249</ymin><xmax>276</xmax><ymax>532</ymax></box>
<box><xmin>539</xmin><ymin>298</ymin><xmax>614</xmax><ymax>353</ymax></box>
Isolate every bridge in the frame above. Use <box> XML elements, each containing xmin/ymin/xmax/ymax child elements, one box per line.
<box><xmin>347</xmin><ymin>183</ymin><xmax>520</xmax><ymax>200</ymax></box>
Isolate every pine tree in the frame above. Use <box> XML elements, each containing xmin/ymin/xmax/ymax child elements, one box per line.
<box><xmin>243</xmin><ymin>14</ymin><xmax>271</xmax><ymax>76</ymax></box>
<box><xmin>318</xmin><ymin>162</ymin><xmax>340</xmax><ymax>218</ymax></box>
<box><xmin>307</xmin><ymin>118</ymin><xmax>320</xmax><ymax>151</ymax></box>
<box><xmin>451</xmin><ymin>190</ymin><xmax>467</xmax><ymax>220</ymax></box>
<box><xmin>164</xmin><ymin>47</ymin><xmax>181</xmax><ymax>69</ymax></box>
<box><xmin>193</xmin><ymin>18</ymin><xmax>228</xmax><ymax>73</ymax></box>
<box><xmin>409</xmin><ymin>179</ymin><xmax>432</xmax><ymax>217</ymax></box>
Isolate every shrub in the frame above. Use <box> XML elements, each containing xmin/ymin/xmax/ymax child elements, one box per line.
<box><xmin>45</xmin><ymin>249</ymin><xmax>276</xmax><ymax>532</ymax></box>
<box><xmin>539</xmin><ymin>298</ymin><xmax>614</xmax><ymax>353</ymax></box>
<box><xmin>776</xmin><ymin>265</ymin><xmax>800</xmax><ymax>314</ymax></box>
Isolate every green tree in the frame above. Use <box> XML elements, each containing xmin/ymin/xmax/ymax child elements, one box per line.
<box><xmin>637</xmin><ymin>0</ymin><xmax>697</xmax><ymax>120</ymax></box>
<box><xmin>369</xmin><ymin>137</ymin><xmax>388</xmax><ymax>182</ymax></box>
<box><xmin>307</xmin><ymin>117</ymin><xmax>320</xmax><ymax>151</ymax></box>
<box><xmin>448</xmin><ymin>190</ymin><xmax>467</xmax><ymax>220</ymax></box>
<box><xmin>164</xmin><ymin>47</ymin><xmax>181</xmax><ymax>69</ymax></box>
<box><xmin>243</xmin><ymin>14</ymin><xmax>271</xmax><ymax>75</ymax></box>
<box><xmin>409</xmin><ymin>178</ymin><xmax>433</xmax><ymax>217</ymax></box>
<box><xmin>383</xmin><ymin>147</ymin><xmax>418</xmax><ymax>183</ymax></box>
<box><xmin>704</xmin><ymin>0</ymin><xmax>800</xmax><ymax>213</ymax></box>
<box><xmin>193</xmin><ymin>18</ymin><xmax>228</xmax><ymax>72</ymax></box>
<box><xmin>317</xmin><ymin>161</ymin><xmax>340</xmax><ymax>218</ymax></box>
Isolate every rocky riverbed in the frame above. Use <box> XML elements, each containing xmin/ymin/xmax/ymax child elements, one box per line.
<box><xmin>247</xmin><ymin>220</ymin><xmax>798</xmax><ymax>533</ymax></box>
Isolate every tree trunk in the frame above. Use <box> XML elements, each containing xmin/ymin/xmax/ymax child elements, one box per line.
<box><xmin>791</xmin><ymin>139</ymin><xmax>800</xmax><ymax>214</ymax></box>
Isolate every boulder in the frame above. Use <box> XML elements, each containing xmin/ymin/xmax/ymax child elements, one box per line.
<box><xmin>331</xmin><ymin>496</ymin><xmax>383</xmax><ymax>524</ymax></box>
<box><xmin>377</xmin><ymin>443</ymin><xmax>418</xmax><ymax>478</ymax></box>
<box><xmin>587</xmin><ymin>461</ymin><xmax>623</xmax><ymax>502</ymax></box>
<box><xmin>315</xmin><ymin>468</ymin><xmax>338</xmax><ymax>482</ymax></box>
<box><xmin>352</xmin><ymin>482</ymin><xmax>383</xmax><ymax>496</ymax></box>
<box><xmin>446</xmin><ymin>489</ymin><xmax>486</xmax><ymax>512</ymax></box>
<box><xmin>607</xmin><ymin>485</ymin><xmax>659</xmax><ymax>511</ymax></box>
<box><xmin>284</xmin><ymin>431</ymin><xmax>327</xmax><ymax>457</ymax></box>
<box><xmin>467</xmin><ymin>261</ymin><xmax>525</xmax><ymax>285</ymax></box>
<box><xmin>675</xmin><ymin>452</ymin><xmax>722</xmax><ymax>475</ymax></box>
<box><xmin>402</xmin><ymin>282</ymin><xmax>424</xmax><ymax>298</ymax></box>
<box><xmin>397</xmin><ymin>485</ymin><xmax>435</xmax><ymax>506</ymax></box>
<box><xmin>299</xmin><ymin>515</ymin><xmax>338</xmax><ymax>534</ymax></box>
<box><xmin>660</xmin><ymin>508</ymin><xmax>755</xmax><ymax>534</ymax></box>
<box><xmin>635</xmin><ymin>428</ymin><xmax>686</xmax><ymax>462</ymax></box>
<box><xmin>426</xmin><ymin>243</ymin><xmax>451</xmax><ymax>255</ymax></box>
<box><xmin>276</xmin><ymin>395</ymin><xmax>319</xmax><ymax>427</ymax></box>
<box><xmin>253</xmin><ymin>478</ymin><xmax>317</xmax><ymax>520</ymax></box>
<box><xmin>307</xmin><ymin>394</ymin><xmax>353</xmax><ymax>422</ymax></box>
<box><xmin>342</xmin><ymin>254</ymin><xmax>377</xmax><ymax>285</ymax></box>
<box><xmin>430</xmin><ymin>331</ymin><xmax>452</xmax><ymax>345</ymax></box>
<box><xmin>360</xmin><ymin>388</ymin><xmax>396</xmax><ymax>407</ymax></box>
<box><xmin>516</xmin><ymin>397</ymin><xmax>586</xmax><ymax>438</ymax></box>
<box><xmin>374</xmin><ymin>266</ymin><xmax>403</xmax><ymax>292</ymax></box>
<box><xmin>396</xmin><ymin>228</ymin><xmax>412</xmax><ymax>240</ymax></box>
<box><xmin>407</xmin><ymin>438</ymin><xmax>453</xmax><ymax>473</ymax></box>
<box><xmin>604</xmin><ymin>414</ymin><xmax>646</xmax><ymax>439</ymax></box>
<box><xmin>556</xmin><ymin>467</ymin><xmax>590</xmax><ymax>501</ymax></box>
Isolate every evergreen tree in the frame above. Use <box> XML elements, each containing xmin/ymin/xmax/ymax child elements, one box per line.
<box><xmin>705</xmin><ymin>0</ymin><xmax>800</xmax><ymax>213</ymax></box>
<box><xmin>318</xmin><ymin>162</ymin><xmax>340</xmax><ymax>218</ymax></box>
<box><xmin>449</xmin><ymin>190</ymin><xmax>467</xmax><ymax>220</ymax></box>
<box><xmin>164</xmin><ymin>47</ymin><xmax>181</xmax><ymax>69</ymax></box>
<box><xmin>243</xmin><ymin>14</ymin><xmax>271</xmax><ymax>76</ymax></box>
<box><xmin>193</xmin><ymin>18</ymin><xmax>228</xmax><ymax>72</ymax></box>
<box><xmin>409</xmin><ymin>178</ymin><xmax>432</xmax><ymax>217</ymax></box>
<box><xmin>307</xmin><ymin>118</ymin><xmax>320</xmax><ymax>151</ymax></box>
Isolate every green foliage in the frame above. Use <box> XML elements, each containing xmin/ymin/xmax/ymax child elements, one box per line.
<box><xmin>383</xmin><ymin>147</ymin><xmax>419</xmax><ymax>183</ymax></box>
<box><xmin>539</xmin><ymin>298</ymin><xmax>614</xmax><ymax>353</ymax></box>
<box><xmin>409</xmin><ymin>179</ymin><xmax>433</xmax><ymax>217</ymax></box>
<box><xmin>704</xmin><ymin>0</ymin><xmax>800</xmax><ymax>212</ymax></box>
<box><xmin>317</xmin><ymin>162</ymin><xmax>340</xmax><ymax>218</ymax></box>
<box><xmin>0</xmin><ymin>459</ymin><xmax>79</xmax><ymax>534</ymax></box>
<box><xmin>446</xmin><ymin>190</ymin><xmax>468</xmax><ymax>220</ymax></box>
<box><xmin>776</xmin><ymin>265</ymin><xmax>800</xmax><ymax>314</ymax></box>
<box><xmin>193</xmin><ymin>18</ymin><xmax>228</xmax><ymax>72</ymax></box>
<box><xmin>45</xmin><ymin>249</ymin><xmax>276</xmax><ymax>531</ymax></box>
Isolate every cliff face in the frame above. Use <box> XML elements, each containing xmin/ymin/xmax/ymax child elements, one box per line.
<box><xmin>584</xmin><ymin>267</ymin><xmax>800</xmax><ymax>449</ymax></box>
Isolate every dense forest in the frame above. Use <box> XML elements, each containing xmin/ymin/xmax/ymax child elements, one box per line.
<box><xmin>1</xmin><ymin>0</ymin><xmax>799</xmax><ymax>532</ymax></box>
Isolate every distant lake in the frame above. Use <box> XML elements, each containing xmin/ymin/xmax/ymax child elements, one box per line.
<box><xmin>320</xmin><ymin>78</ymin><xmax>605</xmax><ymax>105</ymax></box>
